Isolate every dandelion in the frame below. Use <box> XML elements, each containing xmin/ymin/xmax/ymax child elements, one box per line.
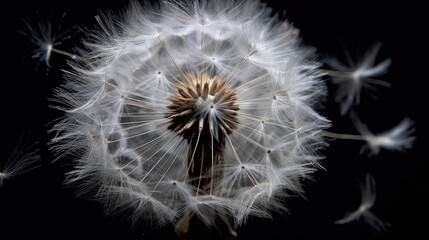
<box><xmin>325</xmin><ymin>43</ymin><xmax>392</xmax><ymax>115</ymax></box>
<box><xmin>21</xmin><ymin>0</ymin><xmax>415</xmax><ymax>238</ymax></box>
<box><xmin>0</xmin><ymin>134</ymin><xmax>40</xmax><ymax>187</ymax></box>
<box><xmin>50</xmin><ymin>0</ymin><xmax>330</xmax><ymax>236</ymax></box>
<box><xmin>335</xmin><ymin>174</ymin><xmax>390</xmax><ymax>233</ymax></box>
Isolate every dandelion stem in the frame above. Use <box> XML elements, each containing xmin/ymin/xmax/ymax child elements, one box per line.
<box><xmin>50</xmin><ymin>47</ymin><xmax>87</xmax><ymax>63</ymax></box>
<box><xmin>322</xmin><ymin>130</ymin><xmax>367</xmax><ymax>141</ymax></box>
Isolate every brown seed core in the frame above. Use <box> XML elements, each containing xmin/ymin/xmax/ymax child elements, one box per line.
<box><xmin>166</xmin><ymin>73</ymin><xmax>239</xmax><ymax>192</ymax></box>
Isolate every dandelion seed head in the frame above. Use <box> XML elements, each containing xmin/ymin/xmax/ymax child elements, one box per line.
<box><xmin>51</xmin><ymin>0</ymin><xmax>331</xmax><ymax>230</ymax></box>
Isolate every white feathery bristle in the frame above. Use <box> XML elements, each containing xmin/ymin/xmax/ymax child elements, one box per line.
<box><xmin>0</xmin><ymin>133</ymin><xmax>40</xmax><ymax>187</ymax></box>
<box><xmin>352</xmin><ymin>114</ymin><xmax>415</xmax><ymax>155</ymax></box>
<box><xmin>335</xmin><ymin>174</ymin><xmax>390</xmax><ymax>233</ymax></box>
<box><xmin>326</xmin><ymin>43</ymin><xmax>392</xmax><ymax>115</ymax></box>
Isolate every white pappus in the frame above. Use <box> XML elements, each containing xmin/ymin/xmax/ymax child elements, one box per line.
<box><xmin>0</xmin><ymin>133</ymin><xmax>40</xmax><ymax>187</ymax></box>
<box><xmin>335</xmin><ymin>174</ymin><xmax>390</xmax><ymax>233</ymax></box>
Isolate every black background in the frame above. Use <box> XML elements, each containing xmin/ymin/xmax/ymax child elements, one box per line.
<box><xmin>0</xmin><ymin>1</ymin><xmax>425</xmax><ymax>239</ymax></box>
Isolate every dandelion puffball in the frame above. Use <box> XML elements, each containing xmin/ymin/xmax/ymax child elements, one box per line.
<box><xmin>51</xmin><ymin>0</ymin><xmax>331</xmax><ymax>231</ymax></box>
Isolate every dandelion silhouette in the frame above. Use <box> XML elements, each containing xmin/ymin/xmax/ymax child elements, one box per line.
<box><xmin>18</xmin><ymin>0</ymin><xmax>416</xmax><ymax>239</ymax></box>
